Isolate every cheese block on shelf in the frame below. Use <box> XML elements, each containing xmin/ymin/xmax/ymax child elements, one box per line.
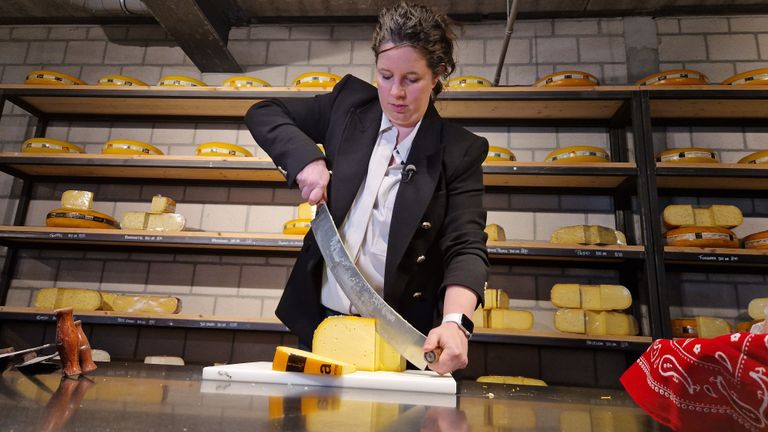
<box><xmin>636</xmin><ymin>69</ymin><xmax>709</xmax><ymax>86</ymax></box>
<box><xmin>738</xmin><ymin>150</ymin><xmax>768</xmax><ymax>165</ymax></box>
<box><xmin>748</xmin><ymin>298</ymin><xmax>767</xmax><ymax>320</ymax></box>
<box><xmin>34</xmin><ymin>287</ymin><xmax>103</xmax><ymax>311</ymax></box>
<box><xmin>550</xmin><ymin>284</ymin><xmax>632</xmax><ymax>310</ymax></box>
<box><xmin>554</xmin><ymin>309</ymin><xmax>639</xmax><ymax>336</ymax></box>
<box><xmin>721</xmin><ymin>68</ymin><xmax>768</xmax><ymax>86</ymax></box>
<box><xmin>550</xmin><ymin>225</ymin><xmax>627</xmax><ymax>246</ymax></box>
<box><xmin>195</xmin><ymin>142</ymin><xmax>253</xmax><ymax>157</ymax></box>
<box><xmin>484</xmin><ymin>224</ymin><xmax>506</xmax><ymax>241</ymax></box>
<box><xmin>102</xmin><ymin>139</ymin><xmax>163</xmax><ymax>156</ymax></box>
<box><xmin>483</xmin><ymin>288</ymin><xmax>509</xmax><ymax>310</ymax></box>
<box><xmin>664</xmin><ymin>226</ymin><xmax>739</xmax><ymax>248</ymax></box>
<box><xmin>487</xmin><ymin>309</ymin><xmax>534</xmax><ymax>330</ymax></box>
<box><xmin>46</xmin><ymin>208</ymin><xmax>119</xmax><ymax>229</ymax></box>
<box><xmin>312</xmin><ymin>316</ymin><xmax>406</xmax><ymax>372</ymax></box>
<box><xmin>150</xmin><ymin>195</ymin><xmax>176</xmax><ymax>214</ymax></box>
<box><xmin>544</xmin><ymin>146</ymin><xmax>609</xmax><ymax>163</ymax></box>
<box><xmin>534</xmin><ymin>70</ymin><xmax>599</xmax><ymax>87</ymax></box>
<box><xmin>120</xmin><ymin>212</ymin><xmax>185</xmax><ymax>231</ymax></box>
<box><xmin>22</xmin><ymin>137</ymin><xmax>84</xmax><ymax>154</ymax></box>
<box><xmin>272</xmin><ymin>346</ymin><xmax>356</xmax><ymax>376</ymax></box>
<box><xmin>656</xmin><ymin>147</ymin><xmax>719</xmax><ymax>164</ymax></box>
<box><xmin>472</xmin><ymin>307</ymin><xmax>486</xmax><ymax>328</ymax></box>
<box><xmin>25</xmin><ymin>69</ymin><xmax>86</xmax><ymax>85</ymax></box>
<box><xmin>672</xmin><ymin>317</ymin><xmax>732</xmax><ymax>338</ymax></box>
<box><xmin>61</xmin><ymin>190</ymin><xmax>94</xmax><ymax>210</ymax></box>
<box><xmin>485</xmin><ymin>146</ymin><xmax>516</xmax><ymax>162</ymax></box>
<box><xmin>100</xmin><ymin>293</ymin><xmax>181</xmax><ymax>314</ymax></box>
<box><xmin>744</xmin><ymin>230</ymin><xmax>768</xmax><ymax>249</ymax></box>
<box><xmin>662</xmin><ymin>204</ymin><xmax>743</xmax><ymax>229</ymax></box>
<box><xmin>476</xmin><ymin>376</ymin><xmax>547</xmax><ymax>386</ymax></box>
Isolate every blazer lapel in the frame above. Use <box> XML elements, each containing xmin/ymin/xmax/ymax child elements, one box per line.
<box><xmin>384</xmin><ymin>104</ymin><xmax>444</xmax><ymax>303</ymax></box>
<box><xmin>328</xmin><ymin>101</ymin><xmax>382</xmax><ymax>224</ymax></box>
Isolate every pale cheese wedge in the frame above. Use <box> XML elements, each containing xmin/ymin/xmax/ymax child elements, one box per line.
<box><xmin>551</xmin><ymin>284</ymin><xmax>632</xmax><ymax>310</ymax></box>
<box><xmin>150</xmin><ymin>195</ymin><xmax>176</xmax><ymax>214</ymax></box>
<box><xmin>555</xmin><ymin>309</ymin><xmax>638</xmax><ymax>336</ymax></box>
<box><xmin>550</xmin><ymin>225</ymin><xmax>626</xmax><ymax>246</ymax></box>
<box><xmin>61</xmin><ymin>190</ymin><xmax>93</xmax><ymax>210</ymax></box>
<box><xmin>101</xmin><ymin>293</ymin><xmax>181</xmax><ymax>314</ymax></box>
<box><xmin>272</xmin><ymin>346</ymin><xmax>356</xmax><ymax>375</ymax></box>
<box><xmin>484</xmin><ymin>224</ymin><xmax>506</xmax><ymax>241</ymax></box>
<box><xmin>487</xmin><ymin>309</ymin><xmax>534</xmax><ymax>330</ymax></box>
<box><xmin>121</xmin><ymin>211</ymin><xmax>185</xmax><ymax>231</ymax></box>
<box><xmin>483</xmin><ymin>288</ymin><xmax>509</xmax><ymax>310</ymax></box>
<box><xmin>312</xmin><ymin>316</ymin><xmax>406</xmax><ymax>372</ymax></box>
<box><xmin>477</xmin><ymin>375</ymin><xmax>547</xmax><ymax>386</ymax></box>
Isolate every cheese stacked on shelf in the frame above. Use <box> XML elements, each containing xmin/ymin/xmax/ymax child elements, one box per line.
<box><xmin>311</xmin><ymin>316</ymin><xmax>406</xmax><ymax>372</ymax></box>
<box><xmin>283</xmin><ymin>202</ymin><xmax>316</xmax><ymax>235</ymax></box>
<box><xmin>671</xmin><ymin>317</ymin><xmax>732</xmax><ymax>338</ymax></box>
<box><xmin>550</xmin><ymin>225</ymin><xmax>627</xmax><ymax>246</ymax></box>
<box><xmin>551</xmin><ymin>284</ymin><xmax>639</xmax><ymax>336</ymax></box>
<box><xmin>662</xmin><ymin>204</ymin><xmax>742</xmax><ymax>248</ymax></box>
<box><xmin>473</xmin><ymin>288</ymin><xmax>534</xmax><ymax>331</ymax></box>
<box><xmin>34</xmin><ymin>287</ymin><xmax>181</xmax><ymax>313</ymax></box>
<box><xmin>121</xmin><ymin>195</ymin><xmax>186</xmax><ymax>232</ymax></box>
<box><xmin>484</xmin><ymin>224</ymin><xmax>506</xmax><ymax>242</ymax></box>
<box><xmin>46</xmin><ymin>190</ymin><xmax>119</xmax><ymax>229</ymax></box>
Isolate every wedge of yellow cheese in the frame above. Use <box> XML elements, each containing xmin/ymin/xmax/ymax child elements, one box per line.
<box><xmin>662</xmin><ymin>204</ymin><xmax>743</xmax><ymax>229</ymax></box>
<box><xmin>477</xmin><ymin>375</ymin><xmax>547</xmax><ymax>386</ymax></box>
<box><xmin>100</xmin><ymin>293</ymin><xmax>181</xmax><ymax>314</ymax></box>
<box><xmin>272</xmin><ymin>346</ymin><xmax>356</xmax><ymax>375</ymax></box>
<box><xmin>551</xmin><ymin>284</ymin><xmax>632</xmax><ymax>310</ymax></box>
<box><xmin>748</xmin><ymin>298</ymin><xmax>767</xmax><ymax>320</ymax></box>
<box><xmin>312</xmin><ymin>316</ymin><xmax>406</xmax><ymax>372</ymax></box>
<box><xmin>34</xmin><ymin>287</ymin><xmax>102</xmax><ymax>310</ymax></box>
<box><xmin>555</xmin><ymin>309</ymin><xmax>639</xmax><ymax>336</ymax></box>
<box><xmin>150</xmin><ymin>195</ymin><xmax>176</xmax><ymax>213</ymax></box>
<box><xmin>483</xmin><ymin>288</ymin><xmax>509</xmax><ymax>310</ymax></box>
<box><xmin>487</xmin><ymin>309</ymin><xmax>534</xmax><ymax>330</ymax></box>
<box><xmin>61</xmin><ymin>190</ymin><xmax>94</xmax><ymax>210</ymax></box>
<box><xmin>473</xmin><ymin>307</ymin><xmax>487</xmax><ymax>328</ymax></box>
<box><xmin>550</xmin><ymin>225</ymin><xmax>627</xmax><ymax>246</ymax></box>
<box><xmin>484</xmin><ymin>224</ymin><xmax>506</xmax><ymax>241</ymax></box>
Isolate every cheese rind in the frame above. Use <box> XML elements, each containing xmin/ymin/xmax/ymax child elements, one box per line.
<box><xmin>34</xmin><ymin>287</ymin><xmax>102</xmax><ymax>310</ymax></box>
<box><xmin>552</xmin><ymin>284</ymin><xmax>632</xmax><ymax>310</ymax></box>
<box><xmin>662</xmin><ymin>204</ymin><xmax>743</xmax><ymax>229</ymax></box>
<box><xmin>483</xmin><ymin>288</ymin><xmax>509</xmax><ymax>310</ymax></box>
<box><xmin>487</xmin><ymin>309</ymin><xmax>534</xmax><ymax>330</ymax></box>
<box><xmin>61</xmin><ymin>190</ymin><xmax>94</xmax><ymax>210</ymax></box>
<box><xmin>46</xmin><ymin>208</ymin><xmax>119</xmax><ymax>229</ymax></box>
<box><xmin>273</xmin><ymin>346</ymin><xmax>356</xmax><ymax>375</ymax></box>
<box><xmin>550</xmin><ymin>225</ymin><xmax>626</xmax><ymax>246</ymax></box>
<box><xmin>150</xmin><ymin>195</ymin><xmax>176</xmax><ymax>213</ymax></box>
<box><xmin>748</xmin><ymin>298</ymin><xmax>767</xmax><ymax>320</ymax></box>
<box><xmin>312</xmin><ymin>316</ymin><xmax>406</xmax><ymax>372</ymax></box>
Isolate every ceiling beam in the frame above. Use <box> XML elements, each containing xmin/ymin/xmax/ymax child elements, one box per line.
<box><xmin>142</xmin><ymin>0</ymin><xmax>244</xmax><ymax>73</ymax></box>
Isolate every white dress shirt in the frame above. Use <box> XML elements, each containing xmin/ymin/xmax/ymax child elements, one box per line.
<box><xmin>321</xmin><ymin>114</ymin><xmax>421</xmax><ymax>314</ymax></box>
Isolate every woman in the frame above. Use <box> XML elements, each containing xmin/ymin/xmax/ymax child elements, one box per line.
<box><xmin>246</xmin><ymin>2</ymin><xmax>489</xmax><ymax>375</ymax></box>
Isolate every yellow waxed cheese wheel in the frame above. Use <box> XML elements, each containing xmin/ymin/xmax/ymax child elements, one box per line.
<box><xmin>292</xmin><ymin>72</ymin><xmax>342</xmax><ymax>88</ymax></box>
<box><xmin>61</xmin><ymin>190</ymin><xmax>94</xmax><ymax>210</ymax></box>
<box><xmin>97</xmin><ymin>75</ymin><xmax>148</xmax><ymax>86</ymax></box>
<box><xmin>222</xmin><ymin>76</ymin><xmax>272</xmax><ymax>88</ymax></box>
<box><xmin>483</xmin><ymin>288</ymin><xmax>509</xmax><ymax>310</ymax></box>
<box><xmin>102</xmin><ymin>139</ymin><xmax>163</xmax><ymax>155</ymax></box>
<box><xmin>484</xmin><ymin>224</ymin><xmax>506</xmax><ymax>241</ymax></box>
<box><xmin>22</xmin><ymin>137</ymin><xmax>85</xmax><ymax>154</ymax></box>
<box><xmin>662</xmin><ymin>204</ymin><xmax>743</xmax><ymax>229</ymax></box>
<box><xmin>476</xmin><ymin>376</ymin><xmax>547</xmax><ymax>386</ymax></box>
<box><xmin>550</xmin><ymin>225</ymin><xmax>627</xmax><ymax>246</ymax></box>
<box><xmin>637</xmin><ymin>69</ymin><xmax>709</xmax><ymax>86</ymax></box>
<box><xmin>101</xmin><ymin>292</ymin><xmax>181</xmax><ymax>314</ymax></box>
<box><xmin>550</xmin><ymin>284</ymin><xmax>632</xmax><ymax>310</ymax></box>
<box><xmin>664</xmin><ymin>226</ymin><xmax>739</xmax><ymax>248</ymax></box>
<box><xmin>534</xmin><ymin>70</ymin><xmax>599</xmax><ymax>87</ymax></box>
<box><xmin>487</xmin><ymin>309</ymin><xmax>534</xmax><ymax>330</ymax></box>
<box><xmin>721</xmin><ymin>68</ymin><xmax>768</xmax><ymax>86</ymax></box>
<box><xmin>34</xmin><ymin>287</ymin><xmax>102</xmax><ymax>310</ymax></box>
<box><xmin>46</xmin><ymin>208</ymin><xmax>119</xmax><ymax>229</ymax></box>
<box><xmin>672</xmin><ymin>317</ymin><xmax>732</xmax><ymax>338</ymax></box>
<box><xmin>748</xmin><ymin>298</ymin><xmax>767</xmax><ymax>320</ymax></box>
<box><xmin>158</xmin><ymin>75</ymin><xmax>207</xmax><ymax>87</ymax></box>
<box><xmin>485</xmin><ymin>146</ymin><xmax>516</xmax><ymax>162</ymax></box>
<box><xmin>738</xmin><ymin>150</ymin><xmax>768</xmax><ymax>165</ymax></box>
<box><xmin>744</xmin><ymin>230</ymin><xmax>768</xmax><ymax>249</ymax></box>
<box><xmin>150</xmin><ymin>195</ymin><xmax>176</xmax><ymax>214</ymax></box>
<box><xmin>656</xmin><ymin>147</ymin><xmax>719</xmax><ymax>163</ymax></box>
<box><xmin>447</xmin><ymin>75</ymin><xmax>493</xmax><ymax>88</ymax></box>
<box><xmin>195</xmin><ymin>142</ymin><xmax>253</xmax><ymax>157</ymax></box>
<box><xmin>544</xmin><ymin>146</ymin><xmax>609</xmax><ymax>163</ymax></box>
<box><xmin>312</xmin><ymin>316</ymin><xmax>405</xmax><ymax>372</ymax></box>
<box><xmin>283</xmin><ymin>219</ymin><xmax>311</xmax><ymax>235</ymax></box>
<box><xmin>272</xmin><ymin>346</ymin><xmax>356</xmax><ymax>375</ymax></box>
<box><xmin>25</xmin><ymin>70</ymin><xmax>86</xmax><ymax>85</ymax></box>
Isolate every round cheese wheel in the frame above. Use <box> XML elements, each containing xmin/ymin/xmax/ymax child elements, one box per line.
<box><xmin>102</xmin><ymin>139</ymin><xmax>163</xmax><ymax>155</ymax></box>
<box><xmin>664</xmin><ymin>226</ymin><xmax>739</xmax><ymax>248</ymax></box>
<box><xmin>737</xmin><ymin>150</ymin><xmax>768</xmax><ymax>165</ymax></box>
<box><xmin>283</xmin><ymin>219</ymin><xmax>312</xmax><ymax>235</ymax></box>
<box><xmin>545</xmin><ymin>146</ymin><xmax>609</xmax><ymax>163</ymax></box>
<box><xmin>25</xmin><ymin>70</ymin><xmax>86</xmax><ymax>86</ymax></box>
<box><xmin>46</xmin><ymin>208</ymin><xmax>119</xmax><ymax>229</ymax></box>
<box><xmin>534</xmin><ymin>71</ymin><xmax>599</xmax><ymax>87</ymax></box>
<box><xmin>97</xmin><ymin>75</ymin><xmax>148</xmax><ymax>86</ymax></box>
<box><xmin>195</xmin><ymin>142</ymin><xmax>253</xmax><ymax>157</ymax></box>
<box><xmin>636</xmin><ymin>69</ymin><xmax>709</xmax><ymax>86</ymax></box>
<box><xmin>447</xmin><ymin>75</ymin><xmax>492</xmax><ymax>88</ymax></box>
<box><xmin>22</xmin><ymin>137</ymin><xmax>85</xmax><ymax>154</ymax></box>
<box><xmin>222</xmin><ymin>76</ymin><xmax>271</xmax><ymax>88</ymax></box>
<box><xmin>743</xmin><ymin>230</ymin><xmax>768</xmax><ymax>249</ymax></box>
<box><xmin>721</xmin><ymin>68</ymin><xmax>768</xmax><ymax>86</ymax></box>
<box><xmin>292</xmin><ymin>72</ymin><xmax>342</xmax><ymax>88</ymax></box>
<box><xmin>485</xmin><ymin>146</ymin><xmax>516</xmax><ymax>162</ymax></box>
<box><xmin>157</xmin><ymin>75</ymin><xmax>207</xmax><ymax>87</ymax></box>
<box><xmin>656</xmin><ymin>147</ymin><xmax>720</xmax><ymax>164</ymax></box>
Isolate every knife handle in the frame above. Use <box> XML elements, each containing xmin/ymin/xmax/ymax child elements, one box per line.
<box><xmin>424</xmin><ymin>349</ymin><xmax>440</xmax><ymax>364</ymax></box>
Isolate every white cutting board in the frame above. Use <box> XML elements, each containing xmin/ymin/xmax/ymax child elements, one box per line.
<box><xmin>202</xmin><ymin>361</ymin><xmax>456</xmax><ymax>395</ymax></box>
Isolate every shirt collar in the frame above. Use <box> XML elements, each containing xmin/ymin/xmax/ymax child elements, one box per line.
<box><xmin>379</xmin><ymin>114</ymin><xmax>421</xmax><ymax>166</ymax></box>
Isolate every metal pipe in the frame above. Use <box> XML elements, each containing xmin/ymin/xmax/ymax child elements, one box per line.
<box><xmin>67</xmin><ymin>0</ymin><xmax>151</xmax><ymax>16</ymax></box>
<box><xmin>493</xmin><ymin>0</ymin><xmax>520</xmax><ymax>86</ymax></box>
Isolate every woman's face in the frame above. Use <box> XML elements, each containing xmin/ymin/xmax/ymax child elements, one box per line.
<box><xmin>375</xmin><ymin>42</ymin><xmax>439</xmax><ymax>129</ymax></box>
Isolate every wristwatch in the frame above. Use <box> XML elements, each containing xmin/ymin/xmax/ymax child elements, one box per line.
<box><xmin>442</xmin><ymin>313</ymin><xmax>474</xmax><ymax>339</ymax></box>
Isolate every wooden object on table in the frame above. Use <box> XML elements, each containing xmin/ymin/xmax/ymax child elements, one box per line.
<box><xmin>74</xmin><ymin>320</ymin><xmax>97</xmax><ymax>374</ymax></box>
<box><xmin>54</xmin><ymin>308</ymin><xmax>81</xmax><ymax>377</ymax></box>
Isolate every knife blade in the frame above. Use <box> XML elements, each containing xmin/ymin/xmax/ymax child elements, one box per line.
<box><xmin>312</xmin><ymin>204</ymin><xmax>434</xmax><ymax>370</ymax></box>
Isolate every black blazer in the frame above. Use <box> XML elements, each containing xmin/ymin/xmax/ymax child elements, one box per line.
<box><xmin>246</xmin><ymin>75</ymin><xmax>489</xmax><ymax>347</ymax></box>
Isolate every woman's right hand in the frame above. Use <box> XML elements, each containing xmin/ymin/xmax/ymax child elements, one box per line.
<box><xmin>295</xmin><ymin>159</ymin><xmax>330</xmax><ymax>205</ymax></box>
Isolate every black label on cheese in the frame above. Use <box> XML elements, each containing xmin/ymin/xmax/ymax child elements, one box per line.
<box><xmin>285</xmin><ymin>353</ymin><xmax>307</xmax><ymax>372</ymax></box>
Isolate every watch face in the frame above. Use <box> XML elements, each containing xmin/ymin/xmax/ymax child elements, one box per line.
<box><xmin>461</xmin><ymin>314</ymin><xmax>474</xmax><ymax>334</ymax></box>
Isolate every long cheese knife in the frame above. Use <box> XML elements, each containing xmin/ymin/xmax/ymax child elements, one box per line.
<box><xmin>312</xmin><ymin>204</ymin><xmax>436</xmax><ymax>370</ymax></box>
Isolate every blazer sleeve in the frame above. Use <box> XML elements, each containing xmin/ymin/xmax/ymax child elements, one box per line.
<box><xmin>244</xmin><ymin>75</ymin><xmax>353</xmax><ymax>186</ymax></box>
<box><xmin>438</xmin><ymin>132</ymin><xmax>490</xmax><ymax>303</ymax></box>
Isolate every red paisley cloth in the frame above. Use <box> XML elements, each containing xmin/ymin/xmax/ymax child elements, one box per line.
<box><xmin>621</xmin><ymin>333</ymin><xmax>768</xmax><ymax>432</ymax></box>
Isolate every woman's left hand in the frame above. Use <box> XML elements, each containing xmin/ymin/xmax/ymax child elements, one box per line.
<box><xmin>423</xmin><ymin>322</ymin><xmax>468</xmax><ymax>375</ymax></box>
